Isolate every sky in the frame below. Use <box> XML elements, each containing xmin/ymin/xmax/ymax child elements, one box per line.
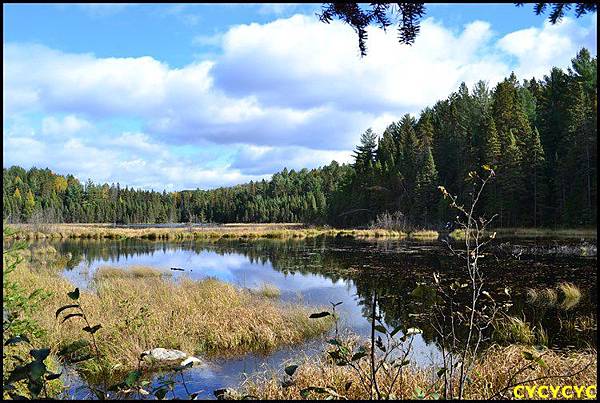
<box><xmin>3</xmin><ymin>3</ymin><xmax>597</xmax><ymax>191</ymax></box>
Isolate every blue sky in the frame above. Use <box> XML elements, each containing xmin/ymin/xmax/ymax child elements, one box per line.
<box><xmin>3</xmin><ymin>3</ymin><xmax>597</xmax><ymax>190</ymax></box>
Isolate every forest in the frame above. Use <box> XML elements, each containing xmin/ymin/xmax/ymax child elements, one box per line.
<box><xmin>3</xmin><ymin>49</ymin><xmax>596</xmax><ymax>229</ymax></box>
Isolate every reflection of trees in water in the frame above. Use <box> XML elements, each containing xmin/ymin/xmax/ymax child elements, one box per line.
<box><xmin>51</xmin><ymin>237</ymin><xmax>595</xmax><ymax>349</ymax></box>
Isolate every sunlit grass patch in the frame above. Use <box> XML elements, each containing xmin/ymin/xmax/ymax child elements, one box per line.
<box><xmin>558</xmin><ymin>282</ymin><xmax>582</xmax><ymax>310</ymax></box>
<box><xmin>409</xmin><ymin>230</ymin><xmax>439</xmax><ymax>240</ymax></box>
<box><xmin>251</xmin><ymin>283</ymin><xmax>282</xmax><ymax>299</ymax></box>
<box><xmin>93</xmin><ymin>265</ymin><xmax>171</xmax><ymax>280</ymax></box>
<box><xmin>493</xmin><ymin>316</ymin><xmax>535</xmax><ymax>345</ymax></box>
<box><xmin>238</xmin><ymin>344</ymin><xmax>597</xmax><ymax>400</ymax></box>
<box><xmin>8</xmin><ymin>261</ymin><xmax>334</xmax><ymax>379</ymax></box>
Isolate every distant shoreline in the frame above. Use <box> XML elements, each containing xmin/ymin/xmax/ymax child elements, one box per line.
<box><xmin>4</xmin><ymin>223</ymin><xmax>596</xmax><ymax>241</ymax></box>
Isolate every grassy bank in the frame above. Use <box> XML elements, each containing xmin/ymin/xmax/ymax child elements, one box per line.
<box><xmin>6</xmin><ymin>255</ymin><xmax>333</xmax><ymax>379</ymax></box>
<box><xmin>5</xmin><ymin>223</ymin><xmax>411</xmax><ymax>241</ymax></box>
<box><xmin>237</xmin><ymin>344</ymin><xmax>597</xmax><ymax>400</ymax></box>
<box><xmin>450</xmin><ymin>227</ymin><xmax>597</xmax><ymax>240</ymax></box>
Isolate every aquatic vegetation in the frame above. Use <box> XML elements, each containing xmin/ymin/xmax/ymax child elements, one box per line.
<box><xmin>526</xmin><ymin>283</ymin><xmax>582</xmax><ymax>310</ymax></box>
<box><xmin>409</xmin><ymin>230</ymin><xmax>439</xmax><ymax>239</ymax></box>
<box><xmin>8</xmin><ymin>261</ymin><xmax>334</xmax><ymax>379</ymax></box>
<box><xmin>5</xmin><ymin>223</ymin><xmax>408</xmax><ymax>241</ymax></box>
<box><xmin>493</xmin><ymin>316</ymin><xmax>535</xmax><ymax>345</ymax></box>
<box><xmin>251</xmin><ymin>283</ymin><xmax>282</xmax><ymax>299</ymax></box>
<box><xmin>238</xmin><ymin>345</ymin><xmax>597</xmax><ymax>400</ymax></box>
<box><xmin>558</xmin><ymin>282</ymin><xmax>582</xmax><ymax>310</ymax></box>
<box><xmin>93</xmin><ymin>265</ymin><xmax>172</xmax><ymax>280</ymax></box>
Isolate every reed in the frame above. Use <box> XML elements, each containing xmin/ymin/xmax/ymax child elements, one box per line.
<box><xmin>238</xmin><ymin>344</ymin><xmax>597</xmax><ymax>400</ymax></box>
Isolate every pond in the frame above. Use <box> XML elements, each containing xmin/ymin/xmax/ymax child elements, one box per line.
<box><xmin>42</xmin><ymin>236</ymin><xmax>596</xmax><ymax>399</ymax></box>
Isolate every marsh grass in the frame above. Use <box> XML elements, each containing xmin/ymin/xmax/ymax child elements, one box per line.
<box><xmin>408</xmin><ymin>230</ymin><xmax>439</xmax><ymax>240</ymax></box>
<box><xmin>238</xmin><ymin>344</ymin><xmax>597</xmax><ymax>400</ymax></box>
<box><xmin>492</xmin><ymin>316</ymin><xmax>536</xmax><ymax>345</ymax></box>
<box><xmin>251</xmin><ymin>283</ymin><xmax>282</xmax><ymax>299</ymax></box>
<box><xmin>558</xmin><ymin>282</ymin><xmax>582</xmax><ymax>310</ymax></box>
<box><xmin>5</xmin><ymin>224</ymin><xmax>407</xmax><ymax>241</ymax></box>
<box><xmin>8</xmin><ymin>262</ymin><xmax>333</xmax><ymax>378</ymax></box>
<box><xmin>526</xmin><ymin>283</ymin><xmax>582</xmax><ymax>310</ymax></box>
<box><xmin>93</xmin><ymin>265</ymin><xmax>172</xmax><ymax>280</ymax></box>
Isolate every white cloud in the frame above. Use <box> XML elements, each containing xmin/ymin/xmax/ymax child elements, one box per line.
<box><xmin>3</xmin><ymin>12</ymin><xmax>596</xmax><ymax>189</ymax></box>
<box><xmin>42</xmin><ymin>115</ymin><xmax>92</xmax><ymax>136</ymax></box>
<box><xmin>497</xmin><ymin>15</ymin><xmax>597</xmax><ymax>79</ymax></box>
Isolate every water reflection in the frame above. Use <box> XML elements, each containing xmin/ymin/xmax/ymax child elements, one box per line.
<box><xmin>42</xmin><ymin>237</ymin><xmax>596</xmax><ymax>399</ymax></box>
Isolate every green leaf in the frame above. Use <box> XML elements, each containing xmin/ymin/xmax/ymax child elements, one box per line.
<box><xmin>284</xmin><ymin>364</ymin><xmax>298</xmax><ymax>377</ymax></box>
<box><xmin>4</xmin><ymin>335</ymin><xmax>30</xmax><ymax>346</ymax></box>
<box><xmin>154</xmin><ymin>388</ymin><xmax>168</xmax><ymax>400</ymax></box>
<box><xmin>58</xmin><ymin>339</ymin><xmax>89</xmax><ymax>356</ymax></box>
<box><xmin>67</xmin><ymin>288</ymin><xmax>80</xmax><ymax>301</ymax></box>
<box><xmin>30</xmin><ymin>348</ymin><xmax>50</xmax><ymax>362</ymax></box>
<box><xmin>7</xmin><ymin>365</ymin><xmax>29</xmax><ymax>383</ymax></box>
<box><xmin>309</xmin><ymin>311</ymin><xmax>330</xmax><ymax>319</ymax></box>
<box><xmin>82</xmin><ymin>324</ymin><xmax>102</xmax><ymax>334</ymax></box>
<box><xmin>437</xmin><ymin>367</ymin><xmax>446</xmax><ymax>377</ymax></box>
<box><xmin>61</xmin><ymin>312</ymin><xmax>83</xmax><ymax>323</ymax></box>
<box><xmin>45</xmin><ymin>372</ymin><xmax>62</xmax><ymax>381</ymax></box>
<box><xmin>124</xmin><ymin>370</ymin><xmax>141</xmax><ymax>387</ymax></box>
<box><xmin>70</xmin><ymin>354</ymin><xmax>94</xmax><ymax>363</ymax></box>
<box><xmin>55</xmin><ymin>304</ymin><xmax>79</xmax><ymax>318</ymax></box>
<box><xmin>374</xmin><ymin>324</ymin><xmax>387</xmax><ymax>334</ymax></box>
<box><xmin>351</xmin><ymin>351</ymin><xmax>367</xmax><ymax>361</ymax></box>
<box><xmin>390</xmin><ymin>325</ymin><xmax>403</xmax><ymax>337</ymax></box>
<box><xmin>28</xmin><ymin>360</ymin><xmax>47</xmax><ymax>380</ymax></box>
<box><xmin>522</xmin><ymin>351</ymin><xmax>534</xmax><ymax>360</ymax></box>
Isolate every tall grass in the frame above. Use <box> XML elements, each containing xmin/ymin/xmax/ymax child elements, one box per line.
<box><xmin>558</xmin><ymin>282</ymin><xmax>582</xmax><ymax>310</ymax></box>
<box><xmin>5</xmin><ymin>224</ymin><xmax>408</xmax><ymax>241</ymax></box>
<box><xmin>93</xmin><ymin>265</ymin><xmax>172</xmax><ymax>280</ymax></box>
<box><xmin>7</xmin><ymin>263</ymin><xmax>333</xmax><ymax>376</ymax></box>
<box><xmin>238</xmin><ymin>344</ymin><xmax>597</xmax><ymax>400</ymax></box>
<box><xmin>526</xmin><ymin>283</ymin><xmax>582</xmax><ymax>310</ymax></box>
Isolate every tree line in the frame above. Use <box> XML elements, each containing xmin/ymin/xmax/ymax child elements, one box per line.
<box><xmin>3</xmin><ymin>49</ymin><xmax>596</xmax><ymax>228</ymax></box>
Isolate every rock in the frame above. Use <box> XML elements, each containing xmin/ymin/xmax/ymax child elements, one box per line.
<box><xmin>180</xmin><ymin>356</ymin><xmax>204</xmax><ymax>368</ymax></box>
<box><xmin>142</xmin><ymin>348</ymin><xmax>187</xmax><ymax>363</ymax></box>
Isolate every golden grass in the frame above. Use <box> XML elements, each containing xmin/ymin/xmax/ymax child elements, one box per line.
<box><xmin>93</xmin><ymin>265</ymin><xmax>172</xmax><ymax>280</ymax></box>
<box><xmin>409</xmin><ymin>230</ymin><xmax>439</xmax><ymax>240</ymax></box>
<box><xmin>4</xmin><ymin>224</ymin><xmax>409</xmax><ymax>241</ymax></box>
<box><xmin>494</xmin><ymin>227</ymin><xmax>597</xmax><ymax>238</ymax></box>
<box><xmin>558</xmin><ymin>282</ymin><xmax>582</xmax><ymax>310</ymax></box>
<box><xmin>493</xmin><ymin>316</ymin><xmax>536</xmax><ymax>345</ymax></box>
<box><xmin>239</xmin><ymin>344</ymin><xmax>597</xmax><ymax>400</ymax></box>
<box><xmin>251</xmin><ymin>283</ymin><xmax>282</xmax><ymax>299</ymax></box>
<box><xmin>7</xmin><ymin>263</ymin><xmax>333</xmax><ymax>375</ymax></box>
<box><xmin>449</xmin><ymin>227</ymin><xmax>596</xmax><ymax>240</ymax></box>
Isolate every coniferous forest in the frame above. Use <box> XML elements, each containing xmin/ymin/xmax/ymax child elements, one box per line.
<box><xmin>3</xmin><ymin>49</ymin><xmax>596</xmax><ymax>229</ymax></box>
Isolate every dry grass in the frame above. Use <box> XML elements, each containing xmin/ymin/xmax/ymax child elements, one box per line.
<box><xmin>239</xmin><ymin>344</ymin><xmax>597</xmax><ymax>400</ymax></box>
<box><xmin>526</xmin><ymin>283</ymin><xmax>582</xmax><ymax>310</ymax></box>
<box><xmin>7</xmin><ymin>263</ymin><xmax>333</xmax><ymax>375</ymax></box>
<box><xmin>251</xmin><ymin>283</ymin><xmax>282</xmax><ymax>299</ymax></box>
<box><xmin>558</xmin><ymin>282</ymin><xmax>582</xmax><ymax>310</ymax></box>
<box><xmin>494</xmin><ymin>227</ymin><xmax>597</xmax><ymax>238</ymax></box>
<box><xmin>5</xmin><ymin>224</ymin><xmax>408</xmax><ymax>241</ymax></box>
<box><xmin>409</xmin><ymin>230</ymin><xmax>439</xmax><ymax>240</ymax></box>
<box><xmin>493</xmin><ymin>316</ymin><xmax>536</xmax><ymax>345</ymax></box>
<box><xmin>93</xmin><ymin>265</ymin><xmax>172</xmax><ymax>280</ymax></box>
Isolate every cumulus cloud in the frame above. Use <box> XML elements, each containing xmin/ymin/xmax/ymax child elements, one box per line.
<box><xmin>42</xmin><ymin>115</ymin><xmax>92</xmax><ymax>136</ymax></box>
<box><xmin>3</xmin><ymin>12</ymin><xmax>596</xmax><ymax>189</ymax></box>
<box><xmin>497</xmin><ymin>15</ymin><xmax>597</xmax><ymax>79</ymax></box>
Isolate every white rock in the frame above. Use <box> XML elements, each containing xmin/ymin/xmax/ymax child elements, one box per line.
<box><xmin>142</xmin><ymin>348</ymin><xmax>187</xmax><ymax>362</ymax></box>
<box><xmin>180</xmin><ymin>356</ymin><xmax>204</xmax><ymax>367</ymax></box>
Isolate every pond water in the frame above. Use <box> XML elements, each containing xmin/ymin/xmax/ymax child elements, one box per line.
<box><xmin>43</xmin><ymin>236</ymin><xmax>596</xmax><ymax>399</ymax></box>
